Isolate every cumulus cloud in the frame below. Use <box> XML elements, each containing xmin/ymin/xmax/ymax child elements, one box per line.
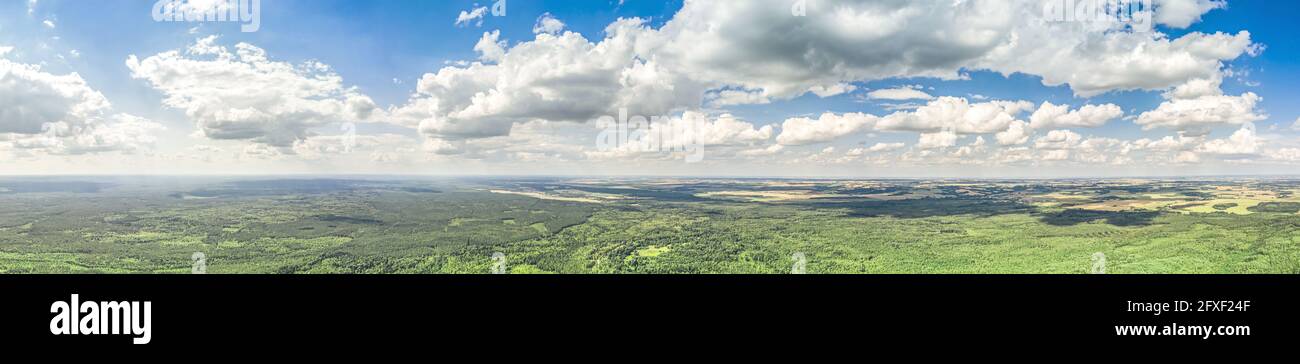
<box><xmin>1033</xmin><ymin>130</ymin><xmax>1083</xmax><ymax>150</ymax></box>
<box><xmin>1198</xmin><ymin>123</ymin><xmax>1259</xmax><ymax>155</ymax></box>
<box><xmin>127</xmin><ymin>36</ymin><xmax>379</xmax><ymax>148</ymax></box>
<box><xmin>13</xmin><ymin>0</ymin><xmax>1277</xmax><ymax>173</ymax></box>
<box><xmin>291</xmin><ymin>133</ymin><xmax>411</xmax><ymax>160</ymax></box>
<box><xmin>392</xmin><ymin>18</ymin><xmax>708</xmax><ymax>143</ymax></box>
<box><xmin>917</xmin><ymin>129</ymin><xmax>959</xmax><ymax>150</ymax></box>
<box><xmin>876</xmin><ymin>97</ymin><xmax>1034</xmax><ymax>134</ymax></box>
<box><xmin>1270</xmin><ymin>148</ymin><xmax>1300</xmax><ymax>162</ymax></box>
<box><xmin>1155</xmin><ymin>0</ymin><xmax>1227</xmax><ymax>29</ymax></box>
<box><xmin>1133</xmin><ymin>134</ymin><xmax>1203</xmax><ymax>152</ymax></box>
<box><xmin>865</xmin><ymin>86</ymin><xmax>933</xmax><ymax>101</ymax></box>
<box><xmin>807</xmin><ymin>83</ymin><xmax>858</xmax><ymax>98</ymax></box>
<box><xmin>707</xmin><ymin>89</ymin><xmax>771</xmax><ymax>107</ymax></box>
<box><xmin>738</xmin><ymin>144</ymin><xmax>785</xmax><ymax>157</ymax></box>
<box><xmin>668</xmin><ymin>112</ymin><xmax>773</xmax><ymax>147</ymax></box>
<box><xmin>776</xmin><ymin>112</ymin><xmax>877</xmax><ymax>146</ymax></box>
<box><xmin>1163</xmin><ymin>75</ymin><xmax>1224</xmax><ymax>100</ymax></box>
<box><xmin>866</xmin><ymin>142</ymin><xmax>906</xmax><ymax>153</ymax></box>
<box><xmin>639</xmin><ymin>0</ymin><xmax>1255</xmax><ymax>100</ymax></box>
<box><xmin>586</xmin><ymin>112</ymin><xmax>772</xmax><ymax>160</ymax></box>
<box><xmin>455</xmin><ymin>6</ymin><xmax>488</xmax><ymax>27</ymax></box>
<box><xmin>769</xmin><ymin>96</ymin><xmax>1035</xmax><ymax>148</ymax></box>
<box><xmin>1174</xmin><ymin>151</ymin><xmax>1201</xmax><ymax>163</ymax></box>
<box><xmin>995</xmin><ymin>120</ymin><xmax>1031</xmax><ymax>146</ymax></box>
<box><xmin>474</xmin><ymin>30</ymin><xmax>506</xmax><ymax>62</ymax></box>
<box><xmin>1029</xmin><ymin>102</ymin><xmax>1124</xmax><ymax>129</ymax></box>
<box><xmin>28</xmin><ymin>114</ymin><xmax>167</xmax><ymax>156</ymax></box>
<box><xmin>392</xmin><ymin>0</ymin><xmax>1252</xmax><ymax>148</ymax></box>
<box><xmin>0</xmin><ymin>52</ymin><xmax>164</xmax><ymax>156</ymax></box>
<box><xmin>1135</xmin><ymin>92</ymin><xmax>1266</xmax><ymax>132</ymax></box>
<box><xmin>1</xmin><ymin>55</ymin><xmax>111</xmax><ymax>134</ymax></box>
<box><xmin>533</xmin><ymin>13</ymin><xmax>566</xmax><ymax>35</ymax></box>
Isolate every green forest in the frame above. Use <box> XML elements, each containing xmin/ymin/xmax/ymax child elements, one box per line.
<box><xmin>2</xmin><ymin>177</ymin><xmax>1299</xmax><ymax>274</ymax></box>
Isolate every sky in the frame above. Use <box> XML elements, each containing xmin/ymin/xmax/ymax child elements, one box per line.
<box><xmin>1</xmin><ymin>0</ymin><xmax>1299</xmax><ymax>177</ymax></box>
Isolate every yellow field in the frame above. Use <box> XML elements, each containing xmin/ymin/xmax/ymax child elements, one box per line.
<box><xmin>1034</xmin><ymin>193</ymin><xmax>1093</xmax><ymax>200</ymax></box>
<box><xmin>1072</xmin><ymin>200</ymin><xmax>1182</xmax><ymax>212</ymax></box>
<box><xmin>1179</xmin><ymin>199</ymin><xmax>1265</xmax><ymax>215</ymax></box>
<box><xmin>489</xmin><ymin>190</ymin><xmax>603</xmax><ymax>203</ymax></box>
<box><xmin>696</xmin><ymin>190</ymin><xmax>832</xmax><ymax>202</ymax></box>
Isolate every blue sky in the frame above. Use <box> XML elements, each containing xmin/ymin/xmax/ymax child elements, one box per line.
<box><xmin>1</xmin><ymin>0</ymin><xmax>1298</xmax><ymax>176</ymax></box>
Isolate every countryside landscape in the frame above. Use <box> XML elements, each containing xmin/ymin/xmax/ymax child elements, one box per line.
<box><xmin>2</xmin><ymin>176</ymin><xmax>1298</xmax><ymax>274</ymax></box>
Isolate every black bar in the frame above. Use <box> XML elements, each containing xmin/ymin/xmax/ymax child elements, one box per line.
<box><xmin>2</xmin><ymin>275</ymin><xmax>1293</xmax><ymax>351</ymax></box>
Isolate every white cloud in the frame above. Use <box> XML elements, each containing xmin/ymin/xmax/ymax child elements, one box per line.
<box><xmin>865</xmin><ymin>86</ymin><xmax>933</xmax><ymax>101</ymax></box>
<box><xmin>951</xmin><ymin>137</ymin><xmax>987</xmax><ymax>158</ymax></box>
<box><xmin>1198</xmin><ymin>123</ymin><xmax>1260</xmax><ymax>155</ymax></box>
<box><xmin>10</xmin><ymin>0</ymin><xmax>1280</xmax><ymax>174</ymax></box>
<box><xmin>1029</xmin><ymin>102</ymin><xmax>1124</xmax><ymax>129</ymax></box>
<box><xmin>852</xmin><ymin>142</ymin><xmax>904</xmax><ymax>153</ymax></box>
<box><xmin>42</xmin><ymin>20</ymin><xmax>55</xmax><ymax>29</ymax></box>
<box><xmin>1033</xmin><ymin>130</ymin><xmax>1083</xmax><ymax>150</ymax></box>
<box><xmin>473</xmin><ymin>30</ymin><xmax>506</xmax><ymax>62</ymax></box>
<box><xmin>44</xmin><ymin>114</ymin><xmax>166</xmax><ymax>155</ymax></box>
<box><xmin>877</xmin><ymin>97</ymin><xmax>1034</xmax><ymax>134</ymax></box>
<box><xmin>1175</xmin><ymin>151</ymin><xmax>1201</xmax><ymax>163</ymax></box>
<box><xmin>533</xmin><ymin>13</ymin><xmax>566</xmax><ymax>35</ymax></box>
<box><xmin>671</xmin><ymin>112</ymin><xmax>773</xmax><ymax>147</ymax></box>
<box><xmin>1163</xmin><ymin>75</ymin><xmax>1223</xmax><ymax>100</ymax></box>
<box><xmin>392</xmin><ymin>0</ymin><xmax>1254</xmax><ymax>153</ymax></box>
<box><xmin>634</xmin><ymin>0</ymin><xmax>1255</xmax><ymax>100</ymax></box>
<box><xmin>126</xmin><ymin>36</ymin><xmax>379</xmax><ymax>148</ymax></box>
<box><xmin>1075</xmin><ymin>138</ymin><xmax>1133</xmax><ymax>164</ymax></box>
<box><xmin>393</xmin><ymin>19</ymin><xmax>708</xmax><ymax>142</ymax></box>
<box><xmin>1133</xmin><ymin>134</ymin><xmax>1202</xmax><ymax>152</ymax></box>
<box><xmin>982</xmin><ymin>24</ymin><xmax>1258</xmax><ymax>97</ymax></box>
<box><xmin>1271</xmin><ymin>148</ymin><xmax>1300</xmax><ymax>162</ymax></box>
<box><xmin>586</xmin><ymin>112</ymin><xmax>772</xmax><ymax>160</ymax></box>
<box><xmin>738</xmin><ymin>144</ymin><xmax>785</xmax><ymax>157</ymax></box>
<box><xmin>1041</xmin><ymin>150</ymin><xmax>1070</xmax><ymax>161</ymax></box>
<box><xmin>1155</xmin><ymin>0</ymin><xmax>1227</xmax><ymax>29</ymax></box>
<box><xmin>0</xmin><ymin>52</ymin><xmax>164</xmax><ymax>157</ymax></box>
<box><xmin>291</xmin><ymin>133</ymin><xmax>410</xmax><ymax>160</ymax></box>
<box><xmin>707</xmin><ymin>89</ymin><xmax>770</xmax><ymax>107</ymax></box>
<box><xmin>776</xmin><ymin>112</ymin><xmax>877</xmax><ymax>146</ymax></box>
<box><xmin>771</xmin><ymin>96</ymin><xmax>1034</xmax><ymax>147</ymax></box>
<box><xmin>0</xmin><ymin>54</ymin><xmax>111</xmax><ymax>134</ymax></box>
<box><xmin>455</xmin><ymin>6</ymin><xmax>488</xmax><ymax>27</ymax></box>
<box><xmin>867</xmin><ymin>142</ymin><xmax>906</xmax><ymax>153</ymax></box>
<box><xmin>241</xmin><ymin>143</ymin><xmax>282</xmax><ymax>159</ymax></box>
<box><xmin>995</xmin><ymin>120</ymin><xmax>1031</xmax><ymax>146</ymax></box>
<box><xmin>1135</xmin><ymin>92</ymin><xmax>1266</xmax><ymax>132</ymax></box>
<box><xmin>917</xmin><ymin>129</ymin><xmax>959</xmax><ymax>150</ymax></box>
<box><xmin>807</xmin><ymin>83</ymin><xmax>857</xmax><ymax>98</ymax></box>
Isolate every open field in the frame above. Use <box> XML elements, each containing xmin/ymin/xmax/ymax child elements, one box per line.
<box><xmin>2</xmin><ymin>176</ymin><xmax>1299</xmax><ymax>274</ymax></box>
